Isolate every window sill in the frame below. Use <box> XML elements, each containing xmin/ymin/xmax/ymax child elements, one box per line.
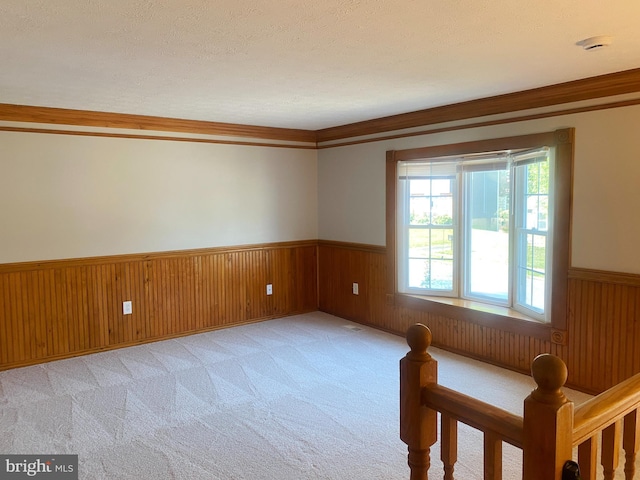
<box><xmin>420</xmin><ymin>296</ymin><xmax>541</xmax><ymax>322</ymax></box>
<box><xmin>394</xmin><ymin>293</ymin><xmax>557</xmax><ymax>342</ymax></box>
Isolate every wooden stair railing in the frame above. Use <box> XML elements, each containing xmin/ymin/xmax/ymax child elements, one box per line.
<box><xmin>400</xmin><ymin>323</ymin><xmax>640</xmax><ymax>480</ymax></box>
<box><xmin>572</xmin><ymin>371</ymin><xmax>640</xmax><ymax>480</ymax></box>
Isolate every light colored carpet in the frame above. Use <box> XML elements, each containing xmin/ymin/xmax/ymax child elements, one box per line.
<box><xmin>0</xmin><ymin>311</ymin><xmax>623</xmax><ymax>479</ymax></box>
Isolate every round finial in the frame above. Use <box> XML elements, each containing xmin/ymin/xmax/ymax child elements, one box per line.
<box><xmin>531</xmin><ymin>354</ymin><xmax>567</xmax><ymax>393</ymax></box>
<box><xmin>406</xmin><ymin>324</ymin><xmax>432</xmax><ymax>357</ymax></box>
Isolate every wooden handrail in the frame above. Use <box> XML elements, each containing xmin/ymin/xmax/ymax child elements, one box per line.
<box><xmin>422</xmin><ymin>384</ymin><xmax>524</xmax><ymax>448</ymax></box>
<box><xmin>400</xmin><ymin>323</ymin><xmax>640</xmax><ymax>479</ymax></box>
<box><xmin>573</xmin><ymin>372</ymin><xmax>640</xmax><ymax>445</ymax></box>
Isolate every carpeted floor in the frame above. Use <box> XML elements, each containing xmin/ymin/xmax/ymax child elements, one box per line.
<box><xmin>0</xmin><ymin>312</ymin><xmax>607</xmax><ymax>479</ymax></box>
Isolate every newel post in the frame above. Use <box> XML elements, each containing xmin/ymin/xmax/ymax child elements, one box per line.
<box><xmin>523</xmin><ymin>354</ymin><xmax>574</xmax><ymax>480</ymax></box>
<box><xmin>400</xmin><ymin>324</ymin><xmax>438</xmax><ymax>480</ymax></box>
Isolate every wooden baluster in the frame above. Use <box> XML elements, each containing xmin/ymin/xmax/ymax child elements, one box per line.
<box><xmin>400</xmin><ymin>324</ymin><xmax>438</xmax><ymax>480</ymax></box>
<box><xmin>441</xmin><ymin>413</ymin><xmax>457</xmax><ymax>480</ymax></box>
<box><xmin>523</xmin><ymin>354</ymin><xmax>574</xmax><ymax>480</ymax></box>
<box><xmin>601</xmin><ymin>420</ymin><xmax>621</xmax><ymax>480</ymax></box>
<box><xmin>484</xmin><ymin>431</ymin><xmax>502</xmax><ymax>480</ymax></box>
<box><xmin>623</xmin><ymin>409</ymin><xmax>640</xmax><ymax>479</ymax></box>
<box><xmin>577</xmin><ymin>436</ymin><xmax>598</xmax><ymax>480</ymax></box>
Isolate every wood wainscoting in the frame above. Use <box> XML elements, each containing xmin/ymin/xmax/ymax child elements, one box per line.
<box><xmin>0</xmin><ymin>241</ymin><xmax>318</xmax><ymax>370</ymax></box>
<box><xmin>318</xmin><ymin>240</ymin><xmax>640</xmax><ymax>394</ymax></box>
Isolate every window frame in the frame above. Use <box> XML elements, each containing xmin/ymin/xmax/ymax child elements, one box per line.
<box><xmin>386</xmin><ymin>129</ymin><xmax>574</xmax><ymax>341</ymax></box>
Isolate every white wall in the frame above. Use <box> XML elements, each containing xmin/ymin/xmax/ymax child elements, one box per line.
<box><xmin>318</xmin><ymin>103</ymin><xmax>640</xmax><ymax>275</ymax></box>
<box><xmin>0</xmin><ymin>131</ymin><xmax>318</xmax><ymax>263</ymax></box>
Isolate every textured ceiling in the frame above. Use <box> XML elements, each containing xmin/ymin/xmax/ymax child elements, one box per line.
<box><xmin>1</xmin><ymin>0</ymin><xmax>640</xmax><ymax>130</ymax></box>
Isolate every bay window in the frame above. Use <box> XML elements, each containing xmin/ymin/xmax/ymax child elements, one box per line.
<box><xmin>387</xmin><ymin>129</ymin><xmax>573</xmax><ymax>336</ymax></box>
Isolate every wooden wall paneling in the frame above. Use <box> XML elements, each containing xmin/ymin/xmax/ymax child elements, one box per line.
<box><xmin>24</xmin><ymin>271</ymin><xmax>38</xmax><ymax>359</ymax></box>
<box><xmin>282</xmin><ymin>247</ymin><xmax>296</xmax><ymax>316</ymax></box>
<box><xmin>298</xmin><ymin>246</ymin><xmax>316</xmax><ymax>312</ymax></box>
<box><xmin>239</xmin><ymin>251</ymin><xmax>251</xmax><ymax>322</ymax></box>
<box><xmin>90</xmin><ymin>265</ymin><xmax>106</xmax><ymax>350</ymax></box>
<box><xmin>180</xmin><ymin>257</ymin><xmax>191</xmax><ymax>333</ymax></box>
<box><xmin>1</xmin><ymin>275</ymin><xmax>9</xmax><ymax>364</ymax></box>
<box><xmin>104</xmin><ymin>263</ymin><xmax>117</xmax><ymax>345</ymax></box>
<box><xmin>610</xmin><ymin>284</ymin><xmax>621</xmax><ymax>386</ymax></box>
<box><xmin>153</xmin><ymin>258</ymin><xmax>164</xmax><ymax>338</ymax></box>
<box><xmin>53</xmin><ymin>268</ymin><xmax>71</xmax><ymax>354</ymax></box>
<box><xmin>618</xmin><ymin>284</ymin><xmax>631</xmax><ymax>382</ymax></box>
<box><xmin>601</xmin><ymin>282</ymin><xmax>613</xmax><ymax>390</ymax></box>
<box><xmin>0</xmin><ymin>241</ymin><xmax>314</xmax><ymax>371</ymax></box>
<box><xmin>151</xmin><ymin>258</ymin><xmax>166</xmax><ymax>338</ymax></box>
<box><xmin>76</xmin><ymin>266</ymin><xmax>90</xmax><ymax>352</ymax></box>
<box><xmin>170</xmin><ymin>257</ymin><xmax>180</xmax><ymax>335</ymax></box>
<box><xmin>132</xmin><ymin>260</ymin><xmax>146</xmax><ymax>341</ymax></box>
<box><xmin>595</xmin><ymin>281</ymin><xmax>607</xmax><ymax>392</ymax></box>
<box><xmin>226</xmin><ymin>252</ymin><xmax>244</xmax><ymax>325</ymax></box>
<box><xmin>229</xmin><ymin>251</ymin><xmax>241</xmax><ymax>323</ymax></box>
<box><xmin>189</xmin><ymin>256</ymin><xmax>200</xmax><ymax>331</ymax></box>
<box><xmin>574</xmin><ymin>279</ymin><xmax>592</xmax><ymax>390</ymax></box>
<box><xmin>629</xmin><ymin>288</ymin><xmax>640</xmax><ymax>378</ymax></box>
<box><xmin>7</xmin><ymin>273</ymin><xmax>21</xmax><ymax>362</ymax></box>
<box><xmin>174</xmin><ymin>257</ymin><xmax>185</xmax><ymax>334</ymax></box>
<box><xmin>211</xmin><ymin>253</ymin><xmax>223</xmax><ymax>326</ymax></box>
<box><xmin>193</xmin><ymin>256</ymin><xmax>204</xmax><ymax>332</ymax></box>
<box><xmin>73</xmin><ymin>267</ymin><xmax>84</xmax><ymax>352</ymax></box>
<box><xmin>237</xmin><ymin>251</ymin><xmax>248</xmax><ymax>321</ymax></box>
<box><xmin>3</xmin><ymin>274</ymin><xmax>15</xmax><ymax>363</ymax></box>
<box><xmin>264</xmin><ymin>248</ymin><xmax>276</xmax><ymax>317</ymax></box>
<box><xmin>245</xmin><ymin>249</ymin><xmax>261</xmax><ymax>321</ymax></box>
<box><xmin>115</xmin><ymin>261</ymin><xmax>129</xmax><ymax>343</ymax></box>
<box><xmin>274</xmin><ymin>247</ymin><xmax>292</xmax><ymax>317</ymax></box>
<box><xmin>164</xmin><ymin>257</ymin><xmax>176</xmax><ymax>336</ymax></box>
<box><xmin>317</xmin><ymin>241</ymin><xmax>640</xmax><ymax>394</ymax></box>
<box><xmin>568</xmin><ymin>277</ymin><xmax>582</xmax><ymax>389</ymax></box>
<box><xmin>52</xmin><ymin>269</ymin><xmax>66</xmax><ymax>357</ymax></box>
<box><xmin>29</xmin><ymin>271</ymin><xmax>42</xmax><ymax>359</ymax></box>
<box><xmin>212</xmin><ymin>253</ymin><xmax>225</xmax><ymax>326</ymax></box>
<box><xmin>249</xmin><ymin>248</ymin><xmax>264</xmax><ymax>319</ymax></box>
<box><xmin>43</xmin><ymin>269</ymin><xmax>54</xmax><ymax>357</ymax></box>
<box><xmin>18</xmin><ymin>272</ymin><xmax>31</xmax><ymax>361</ymax></box>
<box><xmin>301</xmin><ymin>245</ymin><xmax>319</xmax><ymax>312</ymax></box>
<box><xmin>61</xmin><ymin>267</ymin><xmax>75</xmax><ymax>353</ymax></box>
<box><xmin>282</xmin><ymin>247</ymin><xmax>294</xmax><ymax>314</ymax></box>
<box><xmin>142</xmin><ymin>260</ymin><xmax>153</xmax><ymax>339</ymax></box>
<box><xmin>215</xmin><ymin>253</ymin><xmax>227</xmax><ymax>325</ymax></box>
<box><xmin>198</xmin><ymin>255</ymin><xmax>210</xmax><ymax>329</ymax></box>
<box><xmin>171</xmin><ymin>257</ymin><xmax>183</xmax><ymax>335</ymax></box>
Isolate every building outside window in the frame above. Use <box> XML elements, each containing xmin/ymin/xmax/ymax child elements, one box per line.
<box><xmin>396</xmin><ymin>147</ymin><xmax>553</xmax><ymax>322</ymax></box>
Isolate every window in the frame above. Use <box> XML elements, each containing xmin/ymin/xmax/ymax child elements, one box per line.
<box><xmin>387</xmin><ymin>130</ymin><xmax>573</xmax><ymax>336</ymax></box>
<box><xmin>397</xmin><ymin>148</ymin><xmax>551</xmax><ymax>320</ymax></box>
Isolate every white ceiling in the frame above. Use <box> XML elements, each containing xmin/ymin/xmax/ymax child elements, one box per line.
<box><xmin>1</xmin><ymin>0</ymin><xmax>639</xmax><ymax>131</ymax></box>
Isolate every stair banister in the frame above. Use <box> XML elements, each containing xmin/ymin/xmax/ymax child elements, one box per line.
<box><xmin>400</xmin><ymin>323</ymin><xmax>438</xmax><ymax>480</ymax></box>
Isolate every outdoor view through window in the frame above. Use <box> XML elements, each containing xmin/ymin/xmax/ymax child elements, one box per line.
<box><xmin>397</xmin><ymin>148</ymin><xmax>552</xmax><ymax>321</ymax></box>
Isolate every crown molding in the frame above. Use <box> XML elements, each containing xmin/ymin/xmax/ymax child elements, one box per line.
<box><xmin>0</xmin><ymin>103</ymin><xmax>317</xmax><ymax>144</ymax></box>
<box><xmin>316</xmin><ymin>68</ymin><xmax>640</xmax><ymax>143</ymax></box>
<box><xmin>3</xmin><ymin>68</ymin><xmax>640</xmax><ymax>147</ymax></box>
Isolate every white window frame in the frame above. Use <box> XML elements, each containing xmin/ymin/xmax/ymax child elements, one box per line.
<box><xmin>386</xmin><ymin>129</ymin><xmax>574</xmax><ymax>336</ymax></box>
<box><xmin>397</xmin><ymin>150</ymin><xmax>553</xmax><ymax>321</ymax></box>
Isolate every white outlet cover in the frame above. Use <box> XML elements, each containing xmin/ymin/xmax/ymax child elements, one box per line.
<box><xmin>352</xmin><ymin>283</ymin><xmax>359</xmax><ymax>295</ymax></box>
<box><xmin>123</xmin><ymin>301</ymin><xmax>132</xmax><ymax>315</ymax></box>
<box><xmin>266</xmin><ymin>284</ymin><xmax>273</xmax><ymax>295</ymax></box>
